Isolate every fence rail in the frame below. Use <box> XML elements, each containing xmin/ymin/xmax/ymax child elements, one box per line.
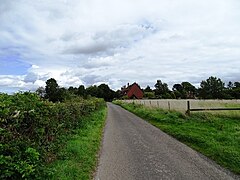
<box><xmin>186</xmin><ymin>101</ymin><xmax>240</xmax><ymax>115</ymax></box>
<box><xmin>122</xmin><ymin>99</ymin><xmax>240</xmax><ymax>115</ymax></box>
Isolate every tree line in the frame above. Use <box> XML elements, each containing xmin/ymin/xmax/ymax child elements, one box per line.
<box><xmin>36</xmin><ymin>78</ymin><xmax>118</xmax><ymax>102</ymax></box>
<box><xmin>144</xmin><ymin>76</ymin><xmax>240</xmax><ymax>99</ymax></box>
<box><xmin>37</xmin><ymin>76</ymin><xmax>240</xmax><ymax>102</ymax></box>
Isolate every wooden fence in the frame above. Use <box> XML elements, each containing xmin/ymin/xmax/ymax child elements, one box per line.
<box><xmin>186</xmin><ymin>100</ymin><xmax>240</xmax><ymax>115</ymax></box>
<box><xmin>122</xmin><ymin>99</ymin><xmax>240</xmax><ymax>115</ymax></box>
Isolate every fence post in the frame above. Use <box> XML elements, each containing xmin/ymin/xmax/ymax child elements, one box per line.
<box><xmin>168</xmin><ymin>101</ymin><xmax>170</xmax><ymax>110</ymax></box>
<box><xmin>186</xmin><ymin>100</ymin><xmax>190</xmax><ymax>115</ymax></box>
<box><xmin>157</xmin><ymin>101</ymin><xmax>159</xmax><ymax>108</ymax></box>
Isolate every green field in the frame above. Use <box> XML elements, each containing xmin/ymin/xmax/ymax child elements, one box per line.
<box><xmin>114</xmin><ymin>101</ymin><xmax>240</xmax><ymax>174</ymax></box>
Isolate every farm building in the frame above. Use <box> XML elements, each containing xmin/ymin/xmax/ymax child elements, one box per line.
<box><xmin>121</xmin><ymin>83</ymin><xmax>144</xmax><ymax>99</ymax></box>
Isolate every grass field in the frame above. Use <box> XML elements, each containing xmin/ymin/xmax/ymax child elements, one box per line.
<box><xmin>114</xmin><ymin>101</ymin><xmax>240</xmax><ymax>174</ymax></box>
<box><xmin>48</xmin><ymin>107</ymin><xmax>107</xmax><ymax>180</ymax></box>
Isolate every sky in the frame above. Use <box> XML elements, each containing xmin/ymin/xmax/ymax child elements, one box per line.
<box><xmin>0</xmin><ymin>0</ymin><xmax>240</xmax><ymax>93</ymax></box>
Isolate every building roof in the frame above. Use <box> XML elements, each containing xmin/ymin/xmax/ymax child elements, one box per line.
<box><xmin>121</xmin><ymin>82</ymin><xmax>143</xmax><ymax>99</ymax></box>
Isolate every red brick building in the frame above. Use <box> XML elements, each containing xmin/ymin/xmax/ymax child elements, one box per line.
<box><xmin>121</xmin><ymin>83</ymin><xmax>143</xmax><ymax>99</ymax></box>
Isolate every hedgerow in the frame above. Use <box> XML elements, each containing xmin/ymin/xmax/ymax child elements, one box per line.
<box><xmin>0</xmin><ymin>92</ymin><xmax>105</xmax><ymax>179</ymax></box>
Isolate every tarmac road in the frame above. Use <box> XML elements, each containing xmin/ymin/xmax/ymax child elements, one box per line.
<box><xmin>95</xmin><ymin>103</ymin><xmax>239</xmax><ymax>180</ymax></box>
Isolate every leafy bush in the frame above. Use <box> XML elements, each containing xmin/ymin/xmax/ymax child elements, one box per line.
<box><xmin>0</xmin><ymin>92</ymin><xmax>105</xmax><ymax>179</ymax></box>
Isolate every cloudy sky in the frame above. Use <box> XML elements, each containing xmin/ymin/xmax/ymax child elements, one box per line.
<box><xmin>0</xmin><ymin>0</ymin><xmax>240</xmax><ymax>93</ymax></box>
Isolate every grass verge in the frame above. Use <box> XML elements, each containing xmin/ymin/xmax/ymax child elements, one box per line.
<box><xmin>47</xmin><ymin>106</ymin><xmax>107</xmax><ymax>180</ymax></box>
<box><xmin>114</xmin><ymin>101</ymin><xmax>240</xmax><ymax>174</ymax></box>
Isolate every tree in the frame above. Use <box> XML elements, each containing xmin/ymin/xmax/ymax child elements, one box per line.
<box><xmin>234</xmin><ymin>82</ymin><xmax>240</xmax><ymax>88</ymax></box>
<box><xmin>86</xmin><ymin>85</ymin><xmax>99</xmax><ymax>97</ymax></box>
<box><xmin>144</xmin><ymin>85</ymin><xmax>153</xmax><ymax>92</ymax></box>
<box><xmin>45</xmin><ymin>78</ymin><xmax>66</xmax><ymax>102</ymax></box>
<box><xmin>172</xmin><ymin>84</ymin><xmax>184</xmax><ymax>99</ymax></box>
<box><xmin>173</xmin><ymin>90</ymin><xmax>182</xmax><ymax>99</ymax></box>
<box><xmin>68</xmin><ymin>86</ymin><xmax>78</xmax><ymax>95</ymax></box>
<box><xmin>85</xmin><ymin>84</ymin><xmax>117</xmax><ymax>101</ymax></box>
<box><xmin>98</xmin><ymin>84</ymin><xmax>117</xmax><ymax>101</ymax></box>
<box><xmin>144</xmin><ymin>92</ymin><xmax>155</xmax><ymax>99</ymax></box>
<box><xmin>57</xmin><ymin>87</ymin><xmax>67</xmax><ymax>102</ymax></box>
<box><xmin>230</xmin><ymin>82</ymin><xmax>240</xmax><ymax>99</ymax></box>
<box><xmin>36</xmin><ymin>86</ymin><xmax>45</xmax><ymax>98</ymax></box>
<box><xmin>181</xmin><ymin>82</ymin><xmax>196</xmax><ymax>99</ymax></box>
<box><xmin>154</xmin><ymin>80</ymin><xmax>170</xmax><ymax>98</ymax></box>
<box><xmin>199</xmin><ymin>76</ymin><xmax>225</xmax><ymax>99</ymax></box>
<box><xmin>172</xmin><ymin>84</ymin><xmax>183</xmax><ymax>92</ymax></box>
<box><xmin>227</xmin><ymin>81</ymin><xmax>233</xmax><ymax>89</ymax></box>
<box><xmin>77</xmin><ymin>85</ymin><xmax>86</xmax><ymax>97</ymax></box>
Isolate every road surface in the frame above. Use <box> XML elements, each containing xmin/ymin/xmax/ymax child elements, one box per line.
<box><xmin>95</xmin><ymin>103</ymin><xmax>238</xmax><ymax>180</ymax></box>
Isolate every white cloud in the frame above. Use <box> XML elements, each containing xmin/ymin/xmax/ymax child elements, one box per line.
<box><xmin>0</xmin><ymin>0</ymin><xmax>240</xmax><ymax>92</ymax></box>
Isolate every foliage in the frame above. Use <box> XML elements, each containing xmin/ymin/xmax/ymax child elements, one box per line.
<box><xmin>199</xmin><ymin>76</ymin><xmax>225</xmax><ymax>99</ymax></box>
<box><xmin>144</xmin><ymin>85</ymin><xmax>153</xmax><ymax>92</ymax></box>
<box><xmin>115</xmin><ymin>101</ymin><xmax>240</xmax><ymax>174</ymax></box>
<box><xmin>97</xmin><ymin>84</ymin><xmax>117</xmax><ymax>101</ymax></box>
<box><xmin>172</xmin><ymin>82</ymin><xmax>196</xmax><ymax>99</ymax></box>
<box><xmin>49</xmin><ymin>107</ymin><xmax>107</xmax><ymax>180</ymax></box>
<box><xmin>45</xmin><ymin>78</ymin><xmax>64</xmax><ymax>102</ymax></box>
<box><xmin>141</xmin><ymin>77</ymin><xmax>239</xmax><ymax>100</ymax></box>
<box><xmin>42</xmin><ymin>78</ymin><xmax>118</xmax><ymax>102</ymax></box>
<box><xmin>143</xmin><ymin>92</ymin><xmax>155</xmax><ymax>99</ymax></box>
<box><xmin>0</xmin><ymin>92</ymin><xmax>105</xmax><ymax>179</ymax></box>
<box><xmin>41</xmin><ymin>76</ymin><xmax>239</xmax><ymax>101</ymax></box>
<box><xmin>86</xmin><ymin>84</ymin><xmax>117</xmax><ymax>101</ymax></box>
<box><xmin>77</xmin><ymin>85</ymin><xmax>86</xmax><ymax>97</ymax></box>
<box><xmin>154</xmin><ymin>80</ymin><xmax>170</xmax><ymax>98</ymax></box>
<box><xmin>224</xmin><ymin>81</ymin><xmax>240</xmax><ymax>99</ymax></box>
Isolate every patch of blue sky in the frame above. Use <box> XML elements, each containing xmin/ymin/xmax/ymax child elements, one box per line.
<box><xmin>0</xmin><ymin>55</ymin><xmax>31</xmax><ymax>75</ymax></box>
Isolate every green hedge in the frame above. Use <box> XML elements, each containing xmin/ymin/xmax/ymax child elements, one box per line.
<box><xmin>0</xmin><ymin>92</ymin><xmax>105</xmax><ymax>179</ymax></box>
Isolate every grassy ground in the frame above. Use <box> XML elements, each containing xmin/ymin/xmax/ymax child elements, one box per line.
<box><xmin>114</xmin><ymin>101</ymin><xmax>240</xmax><ymax>174</ymax></box>
<box><xmin>47</xmin><ymin>107</ymin><xmax>107</xmax><ymax>180</ymax></box>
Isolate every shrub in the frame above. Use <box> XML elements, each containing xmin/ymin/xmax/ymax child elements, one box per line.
<box><xmin>0</xmin><ymin>92</ymin><xmax>105</xmax><ymax>179</ymax></box>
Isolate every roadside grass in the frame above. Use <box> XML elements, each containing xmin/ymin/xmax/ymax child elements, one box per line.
<box><xmin>114</xmin><ymin>101</ymin><xmax>240</xmax><ymax>174</ymax></box>
<box><xmin>47</xmin><ymin>107</ymin><xmax>107</xmax><ymax>180</ymax></box>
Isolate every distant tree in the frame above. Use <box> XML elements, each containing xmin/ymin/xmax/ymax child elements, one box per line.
<box><xmin>45</xmin><ymin>78</ymin><xmax>60</xmax><ymax>102</ymax></box>
<box><xmin>68</xmin><ymin>86</ymin><xmax>78</xmax><ymax>95</ymax></box>
<box><xmin>143</xmin><ymin>92</ymin><xmax>155</xmax><ymax>99</ymax></box>
<box><xmin>98</xmin><ymin>84</ymin><xmax>117</xmax><ymax>101</ymax></box>
<box><xmin>144</xmin><ymin>85</ymin><xmax>153</xmax><ymax>92</ymax></box>
<box><xmin>172</xmin><ymin>84</ymin><xmax>183</xmax><ymax>92</ymax></box>
<box><xmin>199</xmin><ymin>76</ymin><xmax>225</xmax><ymax>99</ymax></box>
<box><xmin>227</xmin><ymin>81</ymin><xmax>234</xmax><ymax>89</ymax></box>
<box><xmin>85</xmin><ymin>84</ymin><xmax>117</xmax><ymax>101</ymax></box>
<box><xmin>58</xmin><ymin>87</ymin><xmax>68</xmax><ymax>102</ymax></box>
<box><xmin>173</xmin><ymin>90</ymin><xmax>182</xmax><ymax>99</ymax></box>
<box><xmin>234</xmin><ymin>82</ymin><xmax>240</xmax><ymax>88</ymax></box>
<box><xmin>232</xmin><ymin>88</ymin><xmax>240</xmax><ymax>99</ymax></box>
<box><xmin>181</xmin><ymin>82</ymin><xmax>196</xmax><ymax>99</ymax></box>
<box><xmin>162</xmin><ymin>93</ymin><xmax>173</xmax><ymax>99</ymax></box>
<box><xmin>115</xmin><ymin>90</ymin><xmax>122</xmax><ymax>99</ymax></box>
<box><xmin>36</xmin><ymin>86</ymin><xmax>45</xmax><ymax>98</ymax></box>
<box><xmin>77</xmin><ymin>85</ymin><xmax>86</xmax><ymax>97</ymax></box>
<box><xmin>181</xmin><ymin>82</ymin><xmax>196</xmax><ymax>92</ymax></box>
<box><xmin>172</xmin><ymin>84</ymin><xmax>184</xmax><ymax>99</ymax></box>
<box><xmin>224</xmin><ymin>81</ymin><xmax>234</xmax><ymax>99</ymax></box>
<box><xmin>86</xmin><ymin>85</ymin><xmax>99</xmax><ymax>97</ymax></box>
<box><xmin>229</xmin><ymin>82</ymin><xmax>240</xmax><ymax>99</ymax></box>
<box><xmin>154</xmin><ymin>80</ymin><xmax>169</xmax><ymax>98</ymax></box>
<box><xmin>44</xmin><ymin>78</ymin><xmax>68</xmax><ymax>102</ymax></box>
